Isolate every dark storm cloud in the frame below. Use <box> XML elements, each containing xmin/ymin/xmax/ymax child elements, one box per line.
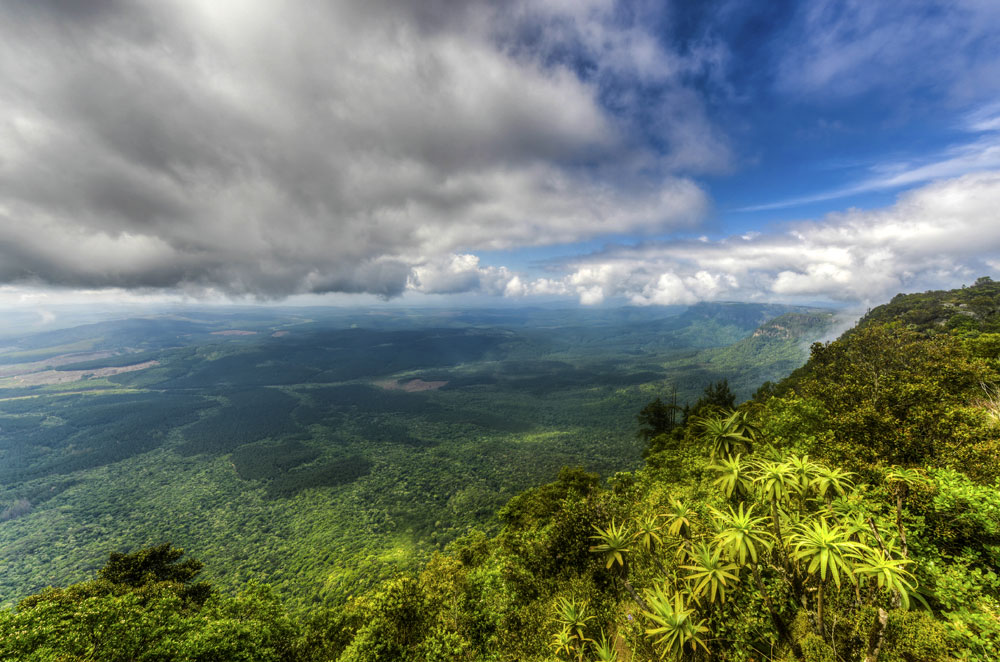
<box><xmin>0</xmin><ymin>0</ymin><xmax>722</xmax><ymax>297</ymax></box>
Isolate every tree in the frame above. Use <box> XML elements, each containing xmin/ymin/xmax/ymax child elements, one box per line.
<box><xmin>790</xmin><ymin>519</ymin><xmax>864</xmax><ymax>639</ymax></box>
<box><xmin>681</xmin><ymin>542</ymin><xmax>740</xmax><ymax>604</ymax></box>
<box><xmin>1</xmin><ymin>550</ymin><xmax>299</xmax><ymax>662</ymax></box>
<box><xmin>709</xmin><ymin>454</ymin><xmax>752</xmax><ymax>501</ymax></box>
<box><xmin>884</xmin><ymin>466</ymin><xmax>927</xmax><ymax>558</ymax></box>
<box><xmin>637</xmin><ymin>388</ymin><xmax>681</xmax><ymax>442</ymax></box>
<box><xmin>684</xmin><ymin>379</ymin><xmax>737</xmax><ymax>423</ymax></box>
<box><xmin>99</xmin><ymin>542</ymin><xmax>203</xmax><ymax>587</ymax></box>
<box><xmin>97</xmin><ymin>542</ymin><xmax>211</xmax><ymax>604</ymax></box>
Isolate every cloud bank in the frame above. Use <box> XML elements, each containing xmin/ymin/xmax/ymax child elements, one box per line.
<box><xmin>0</xmin><ymin>0</ymin><xmax>719</xmax><ymax>298</ymax></box>
<box><xmin>542</xmin><ymin>171</ymin><xmax>1000</xmax><ymax>305</ymax></box>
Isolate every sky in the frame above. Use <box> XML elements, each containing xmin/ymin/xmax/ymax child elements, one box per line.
<box><xmin>3</xmin><ymin>0</ymin><xmax>1000</xmax><ymax>311</ymax></box>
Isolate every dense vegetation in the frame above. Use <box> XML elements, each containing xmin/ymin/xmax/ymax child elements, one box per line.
<box><xmin>3</xmin><ymin>282</ymin><xmax>1000</xmax><ymax>659</ymax></box>
<box><xmin>0</xmin><ymin>303</ymin><xmax>831</xmax><ymax>608</ymax></box>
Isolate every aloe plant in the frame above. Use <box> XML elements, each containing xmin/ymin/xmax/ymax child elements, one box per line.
<box><xmin>709</xmin><ymin>454</ymin><xmax>752</xmax><ymax>501</ymax></box>
<box><xmin>853</xmin><ymin>548</ymin><xmax>921</xmax><ymax>609</ymax></box>
<box><xmin>790</xmin><ymin>518</ymin><xmax>865</xmax><ymax>638</ymax></box>
<box><xmin>681</xmin><ymin>541</ymin><xmax>740</xmax><ymax>604</ymax></box>
<box><xmin>589</xmin><ymin>520</ymin><xmax>632</xmax><ymax>570</ymax></box>
<box><xmin>712</xmin><ymin>503</ymin><xmax>773</xmax><ymax>567</ymax></box>
<box><xmin>642</xmin><ymin>585</ymin><xmax>709</xmax><ymax>659</ymax></box>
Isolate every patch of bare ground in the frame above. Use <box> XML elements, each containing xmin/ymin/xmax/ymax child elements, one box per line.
<box><xmin>0</xmin><ymin>351</ymin><xmax>116</xmax><ymax>377</ymax></box>
<box><xmin>376</xmin><ymin>378</ymin><xmax>448</xmax><ymax>392</ymax></box>
<box><xmin>272</xmin><ymin>330</ymin><xmax>289</xmax><ymax>337</ymax></box>
<box><xmin>5</xmin><ymin>361</ymin><xmax>159</xmax><ymax>387</ymax></box>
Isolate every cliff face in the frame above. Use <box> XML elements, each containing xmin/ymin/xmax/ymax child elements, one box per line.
<box><xmin>750</xmin><ymin>311</ymin><xmax>834</xmax><ymax>340</ymax></box>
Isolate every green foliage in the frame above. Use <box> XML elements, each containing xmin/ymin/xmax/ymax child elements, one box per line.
<box><xmin>591</xmin><ymin>630</ymin><xmax>620</xmax><ymax>662</ymax></box>
<box><xmin>9</xmin><ymin>285</ymin><xmax>1000</xmax><ymax>661</ymax></box>
<box><xmin>681</xmin><ymin>541</ymin><xmax>740</xmax><ymax>604</ymax></box>
<box><xmin>0</xmin><ymin>549</ymin><xmax>299</xmax><ymax>662</ymax></box>
<box><xmin>231</xmin><ymin>439</ymin><xmax>321</xmax><ymax>481</ymax></box>
<box><xmin>879</xmin><ymin>611</ymin><xmax>952</xmax><ymax>662</ymax></box>
<box><xmin>856</xmin><ymin>277</ymin><xmax>1000</xmax><ymax>336</ymax></box>
<box><xmin>794</xmin><ymin>324</ymin><xmax>998</xmax><ymax>472</ymax></box>
<box><xmin>854</xmin><ymin>549</ymin><xmax>919</xmax><ymax>609</ymax></box>
<box><xmin>642</xmin><ymin>586</ymin><xmax>710</xmax><ymax>659</ymax></box>
<box><xmin>637</xmin><ymin>392</ymin><xmax>681</xmax><ymax>442</ymax></box>
<box><xmin>712</xmin><ymin>503</ymin><xmax>772</xmax><ymax>566</ymax></box>
<box><xmin>663</xmin><ymin>499</ymin><xmax>695</xmax><ymax>539</ymax></box>
<box><xmin>709</xmin><ymin>453</ymin><xmax>753</xmax><ymax>500</ymax></box>
<box><xmin>554</xmin><ymin>598</ymin><xmax>594</xmax><ymax>650</ymax></box>
<box><xmin>589</xmin><ymin>520</ymin><xmax>632</xmax><ymax>570</ymax></box>
<box><xmin>922</xmin><ymin>467</ymin><xmax>1000</xmax><ymax>553</ymax></box>
<box><xmin>757</xmin><ymin>394</ymin><xmax>834</xmax><ymax>454</ymax></box>
<box><xmin>695</xmin><ymin>409</ymin><xmax>755</xmax><ymax>460</ymax></box>
<box><xmin>634</xmin><ymin>514</ymin><xmax>663</xmax><ymax>554</ymax></box>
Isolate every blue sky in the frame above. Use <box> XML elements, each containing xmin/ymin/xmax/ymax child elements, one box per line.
<box><xmin>1</xmin><ymin>0</ymin><xmax>1000</xmax><ymax>310</ymax></box>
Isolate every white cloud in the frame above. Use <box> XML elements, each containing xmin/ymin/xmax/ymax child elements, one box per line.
<box><xmin>524</xmin><ymin>170</ymin><xmax>1000</xmax><ymax>305</ymax></box>
<box><xmin>408</xmin><ymin>254</ymin><xmax>514</xmax><ymax>296</ymax></box>
<box><xmin>0</xmin><ymin>0</ymin><xmax>722</xmax><ymax>298</ymax></box>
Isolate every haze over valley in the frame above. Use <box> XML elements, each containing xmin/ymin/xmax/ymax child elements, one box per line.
<box><xmin>0</xmin><ymin>302</ymin><xmax>832</xmax><ymax>606</ymax></box>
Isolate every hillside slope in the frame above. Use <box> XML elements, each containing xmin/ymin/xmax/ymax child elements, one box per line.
<box><xmin>9</xmin><ymin>285</ymin><xmax>997</xmax><ymax>661</ymax></box>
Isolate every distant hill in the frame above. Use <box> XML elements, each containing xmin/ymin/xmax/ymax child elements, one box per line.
<box><xmin>856</xmin><ymin>275</ymin><xmax>1000</xmax><ymax>335</ymax></box>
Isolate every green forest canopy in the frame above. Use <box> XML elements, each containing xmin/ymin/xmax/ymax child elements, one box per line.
<box><xmin>4</xmin><ymin>281</ymin><xmax>1000</xmax><ymax>661</ymax></box>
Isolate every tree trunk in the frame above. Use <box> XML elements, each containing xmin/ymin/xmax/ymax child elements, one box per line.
<box><xmin>752</xmin><ymin>564</ymin><xmax>800</xmax><ymax>658</ymax></box>
<box><xmin>817</xmin><ymin>583</ymin><xmax>826</xmax><ymax>640</ymax></box>
<box><xmin>621</xmin><ymin>576</ymin><xmax>651</xmax><ymax>614</ymax></box>
<box><xmin>863</xmin><ymin>608</ymin><xmax>889</xmax><ymax>662</ymax></box>
<box><xmin>771</xmin><ymin>496</ymin><xmax>790</xmax><ymax>575</ymax></box>
<box><xmin>895</xmin><ymin>488</ymin><xmax>908</xmax><ymax>558</ymax></box>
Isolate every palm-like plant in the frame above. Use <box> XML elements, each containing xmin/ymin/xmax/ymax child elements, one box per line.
<box><xmin>664</xmin><ymin>499</ymin><xmax>694</xmax><ymax>539</ymax></box>
<box><xmin>813</xmin><ymin>465</ymin><xmax>855</xmax><ymax>512</ymax></box>
<box><xmin>590</xmin><ymin>520</ymin><xmax>651</xmax><ymax>613</ymax></box>
<box><xmin>681</xmin><ymin>541</ymin><xmax>741</xmax><ymax>604</ymax></box>
<box><xmin>554</xmin><ymin>598</ymin><xmax>594</xmax><ymax>646</ymax></box>
<box><xmin>790</xmin><ymin>518</ymin><xmax>865</xmax><ymax>638</ymax></box>
<box><xmin>591</xmin><ymin>631</ymin><xmax>619</xmax><ymax>662</ymax></box>
<box><xmin>634</xmin><ymin>513</ymin><xmax>668</xmax><ymax>575</ymax></box>
<box><xmin>696</xmin><ymin>410</ymin><xmax>754</xmax><ymax>460</ymax></box>
<box><xmin>791</xmin><ymin>519</ymin><xmax>862</xmax><ymax>587</ymax></box>
<box><xmin>884</xmin><ymin>466</ymin><xmax>927</xmax><ymax>558</ymax></box>
<box><xmin>787</xmin><ymin>454</ymin><xmax>820</xmax><ymax>509</ymax></box>
<box><xmin>589</xmin><ymin>520</ymin><xmax>632</xmax><ymax>570</ymax></box>
<box><xmin>754</xmin><ymin>460</ymin><xmax>796</xmax><ymax>567</ymax></box>
<box><xmin>551</xmin><ymin>626</ymin><xmax>577</xmax><ymax>659</ymax></box>
<box><xmin>884</xmin><ymin>466</ymin><xmax>927</xmax><ymax>487</ymax></box>
<box><xmin>755</xmin><ymin>460</ymin><xmax>797</xmax><ymax>507</ymax></box>
<box><xmin>634</xmin><ymin>514</ymin><xmax>663</xmax><ymax>553</ymax></box>
<box><xmin>642</xmin><ymin>585</ymin><xmax>710</xmax><ymax>659</ymax></box>
<box><xmin>712</xmin><ymin>503</ymin><xmax>773</xmax><ymax>567</ymax></box>
<box><xmin>709</xmin><ymin>454</ymin><xmax>752</xmax><ymax>501</ymax></box>
<box><xmin>853</xmin><ymin>548</ymin><xmax>920</xmax><ymax>609</ymax></box>
<box><xmin>713</xmin><ymin>503</ymin><xmax>795</xmax><ymax>648</ymax></box>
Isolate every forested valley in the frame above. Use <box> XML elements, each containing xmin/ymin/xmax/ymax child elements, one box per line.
<box><xmin>4</xmin><ymin>281</ymin><xmax>1000</xmax><ymax>661</ymax></box>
